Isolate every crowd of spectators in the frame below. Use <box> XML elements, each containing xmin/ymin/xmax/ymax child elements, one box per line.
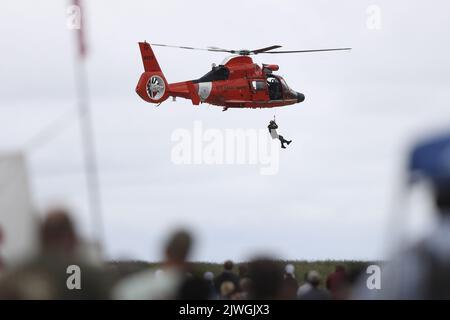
<box><xmin>0</xmin><ymin>208</ymin><xmax>357</xmax><ymax>300</ymax></box>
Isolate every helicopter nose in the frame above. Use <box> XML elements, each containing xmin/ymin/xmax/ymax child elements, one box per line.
<box><xmin>296</xmin><ymin>92</ymin><xmax>305</xmax><ymax>103</ymax></box>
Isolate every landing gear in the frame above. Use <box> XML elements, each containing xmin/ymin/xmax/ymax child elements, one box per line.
<box><xmin>222</xmin><ymin>107</ymin><xmax>228</xmax><ymax>112</ymax></box>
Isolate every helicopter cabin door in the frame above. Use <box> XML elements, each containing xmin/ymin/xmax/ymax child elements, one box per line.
<box><xmin>249</xmin><ymin>79</ymin><xmax>269</xmax><ymax>102</ymax></box>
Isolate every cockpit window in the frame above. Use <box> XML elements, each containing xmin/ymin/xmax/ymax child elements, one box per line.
<box><xmin>280</xmin><ymin>78</ymin><xmax>290</xmax><ymax>90</ymax></box>
<box><xmin>267</xmin><ymin>75</ymin><xmax>283</xmax><ymax>100</ymax></box>
<box><xmin>193</xmin><ymin>65</ymin><xmax>230</xmax><ymax>83</ymax></box>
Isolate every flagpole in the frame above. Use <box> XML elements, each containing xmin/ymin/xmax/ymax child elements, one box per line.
<box><xmin>72</xmin><ymin>0</ymin><xmax>104</xmax><ymax>250</ymax></box>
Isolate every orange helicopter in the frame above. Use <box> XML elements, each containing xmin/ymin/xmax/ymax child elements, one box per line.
<box><xmin>136</xmin><ymin>42</ymin><xmax>350</xmax><ymax>111</ymax></box>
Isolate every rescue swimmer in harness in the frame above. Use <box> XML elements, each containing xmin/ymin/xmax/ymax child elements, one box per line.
<box><xmin>268</xmin><ymin>118</ymin><xmax>292</xmax><ymax>149</ymax></box>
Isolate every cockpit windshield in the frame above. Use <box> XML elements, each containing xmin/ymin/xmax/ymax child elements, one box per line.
<box><xmin>266</xmin><ymin>75</ymin><xmax>294</xmax><ymax>100</ymax></box>
<box><xmin>279</xmin><ymin>78</ymin><xmax>291</xmax><ymax>91</ymax></box>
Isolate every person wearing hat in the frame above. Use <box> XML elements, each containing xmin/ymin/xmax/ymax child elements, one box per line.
<box><xmin>281</xmin><ymin>264</ymin><xmax>298</xmax><ymax>299</ymax></box>
<box><xmin>298</xmin><ymin>270</ymin><xmax>331</xmax><ymax>300</ymax></box>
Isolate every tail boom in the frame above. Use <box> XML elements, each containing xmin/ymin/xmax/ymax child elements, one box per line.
<box><xmin>136</xmin><ymin>42</ymin><xmax>200</xmax><ymax>105</ymax></box>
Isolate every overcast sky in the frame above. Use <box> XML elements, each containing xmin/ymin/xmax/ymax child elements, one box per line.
<box><xmin>1</xmin><ymin>0</ymin><xmax>450</xmax><ymax>262</ymax></box>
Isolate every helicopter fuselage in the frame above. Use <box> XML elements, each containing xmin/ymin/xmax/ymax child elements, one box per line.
<box><xmin>136</xmin><ymin>42</ymin><xmax>305</xmax><ymax>109</ymax></box>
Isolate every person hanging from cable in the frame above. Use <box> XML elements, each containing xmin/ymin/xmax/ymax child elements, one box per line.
<box><xmin>268</xmin><ymin>117</ymin><xmax>292</xmax><ymax>149</ymax></box>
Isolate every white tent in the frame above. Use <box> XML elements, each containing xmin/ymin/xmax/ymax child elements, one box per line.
<box><xmin>0</xmin><ymin>152</ymin><xmax>37</xmax><ymax>266</ymax></box>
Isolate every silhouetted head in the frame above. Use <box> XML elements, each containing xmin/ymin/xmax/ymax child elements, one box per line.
<box><xmin>40</xmin><ymin>208</ymin><xmax>78</xmax><ymax>254</ymax></box>
<box><xmin>307</xmin><ymin>270</ymin><xmax>321</xmax><ymax>287</ymax></box>
<box><xmin>224</xmin><ymin>260</ymin><xmax>234</xmax><ymax>271</ymax></box>
<box><xmin>164</xmin><ymin>229</ymin><xmax>193</xmax><ymax>265</ymax></box>
<box><xmin>285</xmin><ymin>263</ymin><xmax>295</xmax><ymax>276</ymax></box>
<box><xmin>247</xmin><ymin>257</ymin><xmax>284</xmax><ymax>299</ymax></box>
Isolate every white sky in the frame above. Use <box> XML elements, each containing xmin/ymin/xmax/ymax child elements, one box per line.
<box><xmin>1</xmin><ymin>0</ymin><xmax>450</xmax><ymax>262</ymax></box>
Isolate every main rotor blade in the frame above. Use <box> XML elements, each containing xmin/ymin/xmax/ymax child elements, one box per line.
<box><xmin>264</xmin><ymin>48</ymin><xmax>352</xmax><ymax>54</ymax></box>
<box><xmin>250</xmin><ymin>45</ymin><xmax>282</xmax><ymax>54</ymax></box>
<box><xmin>150</xmin><ymin>43</ymin><xmax>351</xmax><ymax>56</ymax></box>
<box><xmin>207</xmin><ymin>46</ymin><xmax>231</xmax><ymax>52</ymax></box>
<box><xmin>151</xmin><ymin>43</ymin><xmax>232</xmax><ymax>53</ymax></box>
